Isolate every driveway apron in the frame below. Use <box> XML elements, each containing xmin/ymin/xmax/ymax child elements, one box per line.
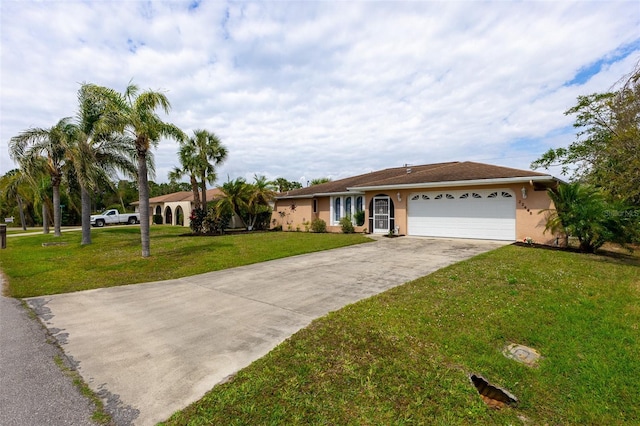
<box><xmin>27</xmin><ymin>237</ymin><xmax>508</xmax><ymax>425</ymax></box>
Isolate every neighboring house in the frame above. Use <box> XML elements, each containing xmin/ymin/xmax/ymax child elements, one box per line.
<box><xmin>132</xmin><ymin>188</ymin><xmax>223</xmax><ymax>228</ymax></box>
<box><xmin>272</xmin><ymin>161</ymin><xmax>561</xmax><ymax>243</ymax></box>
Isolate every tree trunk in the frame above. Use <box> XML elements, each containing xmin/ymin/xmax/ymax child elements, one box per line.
<box><xmin>17</xmin><ymin>196</ymin><xmax>26</xmax><ymax>231</ymax></box>
<box><xmin>190</xmin><ymin>175</ymin><xmax>200</xmax><ymax>210</ymax></box>
<box><xmin>42</xmin><ymin>203</ymin><xmax>50</xmax><ymax>234</ymax></box>
<box><xmin>52</xmin><ymin>183</ymin><xmax>62</xmax><ymax>237</ymax></box>
<box><xmin>200</xmin><ymin>175</ymin><xmax>207</xmax><ymax>212</ymax></box>
<box><xmin>138</xmin><ymin>151</ymin><xmax>151</xmax><ymax>258</ymax></box>
<box><xmin>81</xmin><ymin>185</ymin><xmax>92</xmax><ymax>245</ymax></box>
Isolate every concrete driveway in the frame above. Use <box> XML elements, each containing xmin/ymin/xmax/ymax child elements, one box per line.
<box><xmin>27</xmin><ymin>237</ymin><xmax>508</xmax><ymax>425</ymax></box>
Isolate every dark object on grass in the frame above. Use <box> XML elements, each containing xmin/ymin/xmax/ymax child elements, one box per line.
<box><xmin>469</xmin><ymin>374</ymin><xmax>518</xmax><ymax>409</ymax></box>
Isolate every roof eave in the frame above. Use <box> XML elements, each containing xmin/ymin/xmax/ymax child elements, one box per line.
<box><xmin>348</xmin><ymin>175</ymin><xmax>559</xmax><ymax>192</ymax></box>
<box><xmin>276</xmin><ymin>190</ymin><xmax>365</xmax><ymax>199</ymax></box>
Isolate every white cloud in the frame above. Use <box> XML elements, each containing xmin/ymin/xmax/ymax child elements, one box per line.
<box><xmin>1</xmin><ymin>0</ymin><xmax>638</xmax><ymax>186</ymax></box>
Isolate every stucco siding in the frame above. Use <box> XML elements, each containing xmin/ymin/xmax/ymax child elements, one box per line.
<box><xmin>275</xmin><ymin>183</ymin><xmax>555</xmax><ymax>243</ymax></box>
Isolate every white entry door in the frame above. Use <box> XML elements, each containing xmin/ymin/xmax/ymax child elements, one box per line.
<box><xmin>373</xmin><ymin>197</ymin><xmax>390</xmax><ymax>233</ymax></box>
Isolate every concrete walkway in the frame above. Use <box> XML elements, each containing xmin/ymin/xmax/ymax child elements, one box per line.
<box><xmin>27</xmin><ymin>237</ymin><xmax>508</xmax><ymax>425</ymax></box>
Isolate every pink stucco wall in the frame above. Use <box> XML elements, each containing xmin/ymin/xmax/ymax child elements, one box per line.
<box><xmin>272</xmin><ymin>182</ymin><xmax>556</xmax><ymax>244</ymax></box>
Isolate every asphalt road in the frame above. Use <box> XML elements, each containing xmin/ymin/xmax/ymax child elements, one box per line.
<box><xmin>0</xmin><ymin>279</ymin><xmax>97</xmax><ymax>426</ymax></box>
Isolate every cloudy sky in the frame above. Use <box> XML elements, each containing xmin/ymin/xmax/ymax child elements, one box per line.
<box><xmin>1</xmin><ymin>1</ymin><xmax>638</xmax><ymax>187</ymax></box>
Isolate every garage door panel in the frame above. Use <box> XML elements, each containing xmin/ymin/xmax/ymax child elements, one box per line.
<box><xmin>408</xmin><ymin>190</ymin><xmax>515</xmax><ymax>240</ymax></box>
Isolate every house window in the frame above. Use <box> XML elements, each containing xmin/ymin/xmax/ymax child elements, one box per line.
<box><xmin>313</xmin><ymin>199</ymin><xmax>318</xmax><ymax>213</ymax></box>
<box><xmin>331</xmin><ymin>195</ymin><xmax>365</xmax><ymax>225</ymax></box>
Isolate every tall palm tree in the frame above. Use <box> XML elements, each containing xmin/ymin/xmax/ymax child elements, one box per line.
<box><xmin>168</xmin><ymin>149</ymin><xmax>200</xmax><ymax>210</ymax></box>
<box><xmin>168</xmin><ymin>129</ymin><xmax>227</xmax><ymax>212</ymax></box>
<box><xmin>69</xmin><ymin>83</ymin><xmax>137</xmax><ymax>245</ymax></box>
<box><xmin>192</xmin><ymin>129</ymin><xmax>227</xmax><ymax>209</ymax></box>
<box><xmin>103</xmin><ymin>82</ymin><xmax>185</xmax><ymax>257</ymax></box>
<box><xmin>9</xmin><ymin>118</ymin><xmax>76</xmax><ymax>236</ymax></box>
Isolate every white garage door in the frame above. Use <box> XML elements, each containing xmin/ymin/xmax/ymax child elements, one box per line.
<box><xmin>407</xmin><ymin>189</ymin><xmax>515</xmax><ymax>240</ymax></box>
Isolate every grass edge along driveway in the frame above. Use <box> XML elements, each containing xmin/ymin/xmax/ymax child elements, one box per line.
<box><xmin>1</xmin><ymin>227</ymin><xmax>371</xmax><ymax>298</ymax></box>
<box><xmin>160</xmin><ymin>244</ymin><xmax>640</xmax><ymax>426</ymax></box>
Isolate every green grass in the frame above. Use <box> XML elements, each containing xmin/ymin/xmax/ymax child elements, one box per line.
<box><xmin>160</xmin><ymin>245</ymin><xmax>640</xmax><ymax>426</ymax></box>
<box><xmin>0</xmin><ymin>227</ymin><xmax>371</xmax><ymax>298</ymax></box>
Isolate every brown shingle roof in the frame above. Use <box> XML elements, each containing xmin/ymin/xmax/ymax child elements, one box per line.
<box><xmin>278</xmin><ymin>161</ymin><xmax>554</xmax><ymax>198</ymax></box>
<box><xmin>132</xmin><ymin>188</ymin><xmax>224</xmax><ymax>205</ymax></box>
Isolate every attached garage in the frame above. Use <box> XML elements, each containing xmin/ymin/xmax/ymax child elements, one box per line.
<box><xmin>407</xmin><ymin>189</ymin><xmax>516</xmax><ymax>240</ymax></box>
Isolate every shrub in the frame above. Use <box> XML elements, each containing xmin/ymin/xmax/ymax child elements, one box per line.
<box><xmin>310</xmin><ymin>218</ymin><xmax>327</xmax><ymax>233</ymax></box>
<box><xmin>340</xmin><ymin>217</ymin><xmax>355</xmax><ymax>234</ymax></box>
<box><xmin>153</xmin><ymin>214</ymin><xmax>163</xmax><ymax>225</ymax></box>
<box><xmin>189</xmin><ymin>208</ymin><xmax>207</xmax><ymax>234</ymax></box>
<box><xmin>354</xmin><ymin>210</ymin><xmax>365</xmax><ymax>226</ymax></box>
<box><xmin>203</xmin><ymin>209</ymin><xmax>232</xmax><ymax>234</ymax></box>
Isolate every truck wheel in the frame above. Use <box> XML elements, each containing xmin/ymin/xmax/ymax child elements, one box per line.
<box><xmin>128</xmin><ymin>216</ymin><xmax>137</xmax><ymax>225</ymax></box>
<box><xmin>96</xmin><ymin>219</ymin><xmax>105</xmax><ymax>227</ymax></box>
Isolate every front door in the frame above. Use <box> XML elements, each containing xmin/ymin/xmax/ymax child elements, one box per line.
<box><xmin>373</xmin><ymin>197</ymin><xmax>390</xmax><ymax>233</ymax></box>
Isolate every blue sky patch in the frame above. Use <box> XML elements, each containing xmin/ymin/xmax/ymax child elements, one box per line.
<box><xmin>565</xmin><ymin>39</ymin><xmax>640</xmax><ymax>86</ymax></box>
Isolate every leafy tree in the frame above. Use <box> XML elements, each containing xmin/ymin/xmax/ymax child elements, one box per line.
<box><xmin>9</xmin><ymin>117</ymin><xmax>77</xmax><ymax>236</ymax></box>
<box><xmin>272</xmin><ymin>177</ymin><xmax>302</xmax><ymax>192</ymax></box>
<box><xmin>310</xmin><ymin>177</ymin><xmax>332</xmax><ymax>186</ymax></box>
<box><xmin>532</xmin><ymin>65</ymin><xmax>640</xmax><ymax>204</ymax></box>
<box><xmin>102</xmin><ymin>82</ymin><xmax>185</xmax><ymax>257</ymax></box>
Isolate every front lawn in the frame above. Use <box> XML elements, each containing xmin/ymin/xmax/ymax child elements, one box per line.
<box><xmin>161</xmin><ymin>245</ymin><xmax>640</xmax><ymax>425</ymax></box>
<box><xmin>0</xmin><ymin>227</ymin><xmax>371</xmax><ymax>298</ymax></box>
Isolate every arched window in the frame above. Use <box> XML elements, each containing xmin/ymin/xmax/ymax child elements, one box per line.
<box><xmin>356</xmin><ymin>196</ymin><xmax>363</xmax><ymax>212</ymax></box>
<box><xmin>334</xmin><ymin>198</ymin><xmax>341</xmax><ymax>222</ymax></box>
<box><xmin>345</xmin><ymin>197</ymin><xmax>352</xmax><ymax>218</ymax></box>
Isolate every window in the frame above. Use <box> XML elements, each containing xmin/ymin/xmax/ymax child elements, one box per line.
<box><xmin>422</xmin><ymin>195</ymin><xmax>430</xmax><ymax>200</ymax></box>
<box><xmin>460</xmin><ymin>193</ymin><xmax>469</xmax><ymax>199</ymax></box>
<box><xmin>501</xmin><ymin>191</ymin><xmax>513</xmax><ymax>198</ymax></box>
<box><xmin>472</xmin><ymin>193</ymin><xmax>482</xmax><ymax>198</ymax></box>
<box><xmin>411</xmin><ymin>195</ymin><xmax>419</xmax><ymax>201</ymax></box>
<box><xmin>435</xmin><ymin>194</ymin><xmax>443</xmax><ymax>199</ymax></box>
<box><xmin>313</xmin><ymin>199</ymin><xmax>318</xmax><ymax>213</ymax></box>
<box><xmin>331</xmin><ymin>195</ymin><xmax>365</xmax><ymax>225</ymax></box>
<box><xmin>446</xmin><ymin>194</ymin><xmax>454</xmax><ymax>199</ymax></box>
<box><xmin>488</xmin><ymin>192</ymin><xmax>498</xmax><ymax>198</ymax></box>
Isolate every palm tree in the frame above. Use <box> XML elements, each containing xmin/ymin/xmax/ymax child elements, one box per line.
<box><xmin>9</xmin><ymin>118</ymin><xmax>76</xmax><ymax>236</ymax></box>
<box><xmin>214</xmin><ymin>177</ymin><xmax>252</xmax><ymax>228</ymax></box>
<box><xmin>0</xmin><ymin>169</ymin><xmax>33</xmax><ymax>231</ymax></box>
<box><xmin>103</xmin><ymin>82</ymin><xmax>185</xmax><ymax>257</ymax></box>
<box><xmin>69</xmin><ymin>83</ymin><xmax>138</xmax><ymax>245</ymax></box>
<box><xmin>543</xmin><ymin>182</ymin><xmax>611</xmax><ymax>252</ymax></box>
<box><xmin>168</xmin><ymin>150</ymin><xmax>200</xmax><ymax>210</ymax></box>
<box><xmin>245</xmin><ymin>175</ymin><xmax>276</xmax><ymax>230</ymax></box>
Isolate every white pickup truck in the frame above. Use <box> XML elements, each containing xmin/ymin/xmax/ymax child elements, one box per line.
<box><xmin>90</xmin><ymin>209</ymin><xmax>140</xmax><ymax>227</ymax></box>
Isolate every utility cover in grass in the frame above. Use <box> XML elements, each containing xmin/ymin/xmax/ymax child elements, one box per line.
<box><xmin>503</xmin><ymin>343</ymin><xmax>541</xmax><ymax>367</ymax></box>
